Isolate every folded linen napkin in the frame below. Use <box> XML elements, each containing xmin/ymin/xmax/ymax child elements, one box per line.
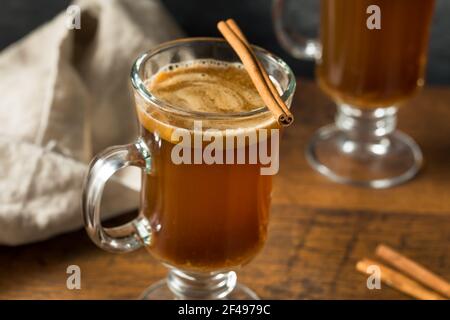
<box><xmin>0</xmin><ymin>0</ymin><xmax>182</xmax><ymax>245</ymax></box>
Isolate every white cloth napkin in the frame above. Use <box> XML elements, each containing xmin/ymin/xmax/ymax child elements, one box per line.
<box><xmin>0</xmin><ymin>0</ymin><xmax>182</xmax><ymax>245</ymax></box>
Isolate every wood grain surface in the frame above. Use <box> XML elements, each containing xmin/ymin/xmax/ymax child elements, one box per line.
<box><xmin>0</xmin><ymin>79</ymin><xmax>449</xmax><ymax>299</ymax></box>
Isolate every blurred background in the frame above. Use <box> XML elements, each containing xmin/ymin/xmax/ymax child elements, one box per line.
<box><xmin>1</xmin><ymin>0</ymin><xmax>449</xmax><ymax>301</ymax></box>
<box><xmin>1</xmin><ymin>0</ymin><xmax>449</xmax><ymax>84</ymax></box>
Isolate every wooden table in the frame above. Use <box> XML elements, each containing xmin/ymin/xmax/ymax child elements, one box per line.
<box><xmin>1</xmin><ymin>79</ymin><xmax>449</xmax><ymax>299</ymax></box>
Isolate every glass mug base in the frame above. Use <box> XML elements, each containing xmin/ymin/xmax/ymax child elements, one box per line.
<box><xmin>305</xmin><ymin>105</ymin><xmax>423</xmax><ymax>189</ymax></box>
<box><xmin>139</xmin><ymin>269</ymin><xmax>259</xmax><ymax>300</ymax></box>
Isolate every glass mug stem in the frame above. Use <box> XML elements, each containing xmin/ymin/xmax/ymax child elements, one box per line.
<box><xmin>167</xmin><ymin>270</ymin><xmax>237</xmax><ymax>299</ymax></box>
<box><xmin>82</xmin><ymin>138</ymin><xmax>152</xmax><ymax>253</ymax></box>
<box><xmin>335</xmin><ymin>104</ymin><xmax>397</xmax><ymax>141</ymax></box>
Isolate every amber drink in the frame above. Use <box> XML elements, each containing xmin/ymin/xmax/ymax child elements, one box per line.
<box><xmin>137</xmin><ymin>61</ymin><xmax>273</xmax><ymax>271</ymax></box>
<box><xmin>317</xmin><ymin>0</ymin><xmax>436</xmax><ymax>109</ymax></box>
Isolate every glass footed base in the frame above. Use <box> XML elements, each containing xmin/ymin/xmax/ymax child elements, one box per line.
<box><xmin>139</xmin><ymin>280</ymin><xmax>259</xmax><ymax>300</ymax></box>
<box><xmin>306</xmin><ymin>125</ymin><xmax>423</xmax><ymax>189</ymax></box>
<box><xmin>139</xmin><ymin>269</ymin><xmax>259</xmax><ymax>300</ymax></box>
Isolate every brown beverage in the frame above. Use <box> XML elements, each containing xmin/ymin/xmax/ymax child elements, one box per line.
<box><xmin>135</xmin><ymin>61</ymin><xmax>276</xmax><ymax>272</ymax></box>
<box><xmin>317</xmin><ymin>0</ymin><xmax>435</xmax><ymax>109</ymax></box>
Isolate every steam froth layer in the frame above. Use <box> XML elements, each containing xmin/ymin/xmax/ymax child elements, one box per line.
<box><xmin>147</xmin><ymin>60</ymin><xmax>264</xmax><ymax>113</ymax></box>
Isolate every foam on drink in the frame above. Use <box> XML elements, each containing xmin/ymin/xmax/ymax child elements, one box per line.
<box><xmin>148</xmin><ymin>60</ymin><xmax>264</xmax><ymax>114</ymax></box>
<box><xmin>135</xmin><ymin>60</ymin><xmax>281</xmax><ymax>145</ymax></box>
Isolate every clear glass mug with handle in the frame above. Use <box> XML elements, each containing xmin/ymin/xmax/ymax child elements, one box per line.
<box><xmin>274</xmin><ymin>0</ymin><xmax>436</xmax><ymax>188</ymax></box>
<box><xmin>82</xmin><ymin>38</ymin><xmax>296</xmax><ymax>299</ymax></box>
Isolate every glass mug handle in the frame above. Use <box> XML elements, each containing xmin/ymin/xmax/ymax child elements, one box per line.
<box><xmin>82</xmin><ymin>138</ymin><xmax>152</xmax><ymax>253</ymax></box>
<box><xmin>273</xmin><ymin>0</ymin><xmax>321</xmax><ymax>60</ymax></box>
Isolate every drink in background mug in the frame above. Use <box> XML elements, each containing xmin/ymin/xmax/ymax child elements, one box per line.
<box><xmin>274</xmin><ymin>0</ymin><xmax>435</xmax><ymax>188</ymax></box>
<box><xmin>82</xmin><ymin>38</ymin><xmax>295</xmax><ymax>299</ymax></box>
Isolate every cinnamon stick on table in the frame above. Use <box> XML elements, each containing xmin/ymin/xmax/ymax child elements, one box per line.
<box><xmin>217</xmin><ymin>19</ymin><xmax>294</xmax><ymax>127</ymax></box>
<box><xmin>356</xmin><ymin>258</ymin><xmax>445</xmax><ymax>300</ymax></box>
<box><xmin>376</xmin><ymin>244</ymin><xmax>450</xmax><ymax>299</ymax></box>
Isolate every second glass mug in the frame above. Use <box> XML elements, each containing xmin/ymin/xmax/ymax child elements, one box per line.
<box><xmin>274</xmin><ymin>0</ymin><xmax>436</xmax><ymax>188</ymax></box>
<box><xmin>82</xmin><ymin>38</ymin><xmax>296</xmax><ymax>299</ymax></box>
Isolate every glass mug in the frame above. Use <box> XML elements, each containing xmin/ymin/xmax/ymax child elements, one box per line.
<box><xmin>82</xmin><ymin>38</ymin><xmax>295</xmax><ymax>299</ymax></box>
<box><xmin>274</xmin><ymin>0</ymin><xmax>435</xmax><ymax>188</ymax></box>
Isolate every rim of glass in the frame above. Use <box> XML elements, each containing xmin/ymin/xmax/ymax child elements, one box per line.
<box><xmin>130</xmin><ymin>37</ymin><xmax>296</xmax><ymax>120</ymax></box>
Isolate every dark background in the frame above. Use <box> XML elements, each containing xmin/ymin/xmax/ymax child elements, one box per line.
<box><xmin>0</xmin><ymin>0</ymin><xmax>449</xmax><ymax>84</ymax></box>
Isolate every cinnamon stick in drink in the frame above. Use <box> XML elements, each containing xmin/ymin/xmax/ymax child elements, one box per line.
<box><xmin>217</xmin><ymin>20</ymin><xmax>294</xmax><ymax>127</ymax></box>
